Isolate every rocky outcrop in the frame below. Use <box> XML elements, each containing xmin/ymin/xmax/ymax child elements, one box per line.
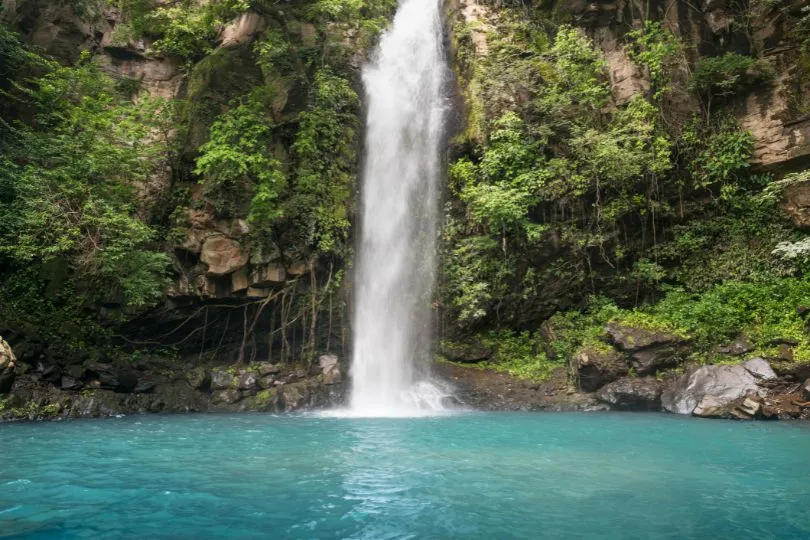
<box><xmin>661</xmin><ymin>358</ymin><xmax>775</xmax><ymax>415</ymax></box>
<box><xmin>0</xmin><ymin>337</ymin><xmax>16</xmax><ymax>394</ymax></box>
<box><xmin>571</xmin><ymin>346</ymin><xmax>628</xmax><ymax>392</ymax></box>
<box><xmin>605</xmin><ymin>322</ymin><xmax>689</xmax><ymax>376</ymax></box>
<box><xmin>200</xmin><ymin>235</ymin><xmax>250</xmax><ymax>277</ymax></box>
<box><xmin>781</xmin><ymin>180</ymin><xmax>810</xmax><ymax>230</ymax></box>
<box><xmin>440</xmin><ymin>339</ymin><xmax>493</xmax><ymax>363</ymax></box>
<box><xmin>1</xmin><ymin>354</ymin><xmax>346</xmax><ymax>421</ymax></box>
<box><xmin>319</xmin><ymin>354</ymin><xmax>342</xmax><ymax>385</ymax></box>
<box><xmin>596</xmin><ymin>377</ymin><xmax>663</xmax><ymax>410</ymax></box>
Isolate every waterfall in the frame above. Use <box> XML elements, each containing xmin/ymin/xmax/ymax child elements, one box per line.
<box><xmin>349</xmin><ymin>0</ymin><xmax>450</xmax><ymax>416</ymax></box>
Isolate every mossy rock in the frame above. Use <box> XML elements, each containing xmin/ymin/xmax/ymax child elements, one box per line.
<box><xmin>243</xmin><ymin>388</ymin><xmax>280</xmax><ymax>412</ymax></box>
<box><xmin>183</xmin><ymin>45</ymin><xmax>264</xmax><ymax>154</ymax></box>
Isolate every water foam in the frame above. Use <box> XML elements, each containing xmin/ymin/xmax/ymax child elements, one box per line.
<box><xmin>348</xmin><ymin>0</ymin><xmax>450</xmax><ymax>417</ymax></box>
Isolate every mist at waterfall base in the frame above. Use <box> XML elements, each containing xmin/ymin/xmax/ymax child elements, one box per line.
<box><xmin>3</xmin><ymin>413</ymin><xmax>810</xmax><ymax>539</ymax></box>
<box><xmin>348</xmin><ymin>0</ymin><xmax>451</xmax><ymax>416</ymax></box>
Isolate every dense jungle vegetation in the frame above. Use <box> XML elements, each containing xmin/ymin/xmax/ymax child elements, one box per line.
<box><xmin>1</xmin><ymin>0</ymin><xmax>809</xmax><ymax>382</ymax></box>
<box><xmin>0</xmin><ymin>0</ymin><xmax>394</xmax><ymax>360</ymax></box>
<box><xmin>440</xmin><ymin>1</ymin><xmax>810</xmax><ymax>379</ymax></box>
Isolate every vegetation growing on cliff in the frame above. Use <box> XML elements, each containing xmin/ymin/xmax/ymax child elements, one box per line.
<box><xmin>0</xmin><ymin>29</ymin><xmax>170</xmax><ymax>351</ymax></box>
<box><xmin>443</xmin><ymin>4</ymin><xmax>810</xmax><ymax>380</ymax></box>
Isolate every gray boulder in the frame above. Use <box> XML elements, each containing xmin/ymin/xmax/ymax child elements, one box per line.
<box><xmin>629</xmin><ymin>345</ymin><xmax>685</xmax><ymax>376</ymax></box>
<box><xmin>596</xmin><ymin>377</ymin><xmax>663</xmax><ymax>410</ymax></box>
<box><xmin>210</xmin><ymin>370</ymin><xmax>236</xmax><ymax>390</ymax></box>
<box><xmin>237</xmin><ymin>371</ymin><xmax>259</xmax><ymax>391</ymax></box>
<box><xmin>257</xmin><ymin>363</ymin><xmax>280</xmax><ymax>376</ymax></box>
<box><xmin>661</xmin><ymin>359</ymin><xmax>775</xmax><ymax>415</ymax></box>
<box><xmin>741</xmin><ymin>357</ymin><xmax>777</xmax><ymax>380</ymax></box>
<box><xmin>715</xmin><ymin>337</ymin><xmax>754</xmax><ymax>356</ymax></box>
<box><xmin>606</xmin><ymin>322</ymin><xmax>684</xmax><ymax>352</ymax></box>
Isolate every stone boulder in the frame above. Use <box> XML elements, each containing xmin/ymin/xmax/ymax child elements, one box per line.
<box><xmin>596</xmin><ymin>377</ymin><xmax>663</xmax><ymax>410</ymax></box>
<box><xmin>571</xmin><ymin>346</ymin><xmax>628</xmax><ymax>392</ymax></box>
<box><xmin>605</xmin><ymin>322</ymin><xmax>689</xmax><ymax>375</ymax></box>
<box><xmin>740</xmin><ymin>357</ymin><xmax>777</xmax><ymax>381</ymax></box>
<box><xmin>661</xmin><ymin>359</ymin><xmax>775</xmax><ymax>415</ymax></box>
<box><xmin>257</xmin><ymin>363</ymin><xmax>280</xmax><ymax>376</ymax></box>
<box><xmin>249</xmin><ymin>263</ymin><xmax>286</xmax><ymax>287</ymax></box>
<box><xmin>219</xmin><ymin>12</ymin><xmax>266</xmax><ymax>47</ymax></box>
<box><xmin>60</xmin><ymin>375</ymin><xmax>83</xmax><ymax>391</ymax></box>
<box><xmin>440</xmin><ymin>340</ymin><xmax>493</xmax><ymax>363</ymax></box>
<box><xmin>212</xmin><ymin>388</ymin><xmax>242</xmax><ymax>405</ymax></box>
<box><xmin>606</xmin><ymin>322</ymin><xmax>681</xmax><ymax>351</ymax></box>
<box><xmin>693</xmin><ymin>396</ymin><xmax>763</xmax><ymax>420</ymax></box>
<box><xmin>200</xmin><ymin>235</ymin><xmax>248</xmax><ymax>276</ymax></box>
<box><xmin>319</xmin><ymin>354</ymin><xmax>341</xmax><ymax>385</ymax></box>
<box><xmin>210</xmin><ymin>370</ymin><xmax>236</xmax><ymax>391</ymax></box>
<box><xmin>237</xmin><ymin>371</ymin><xmax>259</xmax><ymax>392</ymax></box>
<box><xmin>0</xmin><ymin>337</ymin><xmax>17</xmax><ymax>394</ymax></box>
<box><xmin>715</xmin><ymin>337</ymin><xmax>754</xmax><ymax>356</ymax></box>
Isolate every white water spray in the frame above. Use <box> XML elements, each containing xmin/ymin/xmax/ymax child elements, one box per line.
<box><xmin>349</xmin><ymin>0</ymin><xmax>451</xmax><ymax>416</ymax></box>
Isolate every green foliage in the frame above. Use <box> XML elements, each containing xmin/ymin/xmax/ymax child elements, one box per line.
<box><xmin>690</xmin><ymin>53</ymin><xmax>773</xmax><ymax>104</ymax></box>
<box><xmin>0</xmin><ymin>29</ymin><xmax>171</xmax><ymax>357</ymax></box>
<box><xmin>0</xmin><ymin>49</ymin><xmax>170</xmax><ymax>312</ymax></box>
<box><xmin>625</xmin><ymin>22</ymin><xmax>680</xmax><ymax>98</ymax></box>
<box><xmin>195</xmin><ymin>87</ymin><xmax>285</xmax><ymax>219</ymax></box>
<box><xmin>288</xmin><ymin>68</ymin><xmax>360</xmax><ymax>255</ymax></box>
<box><xmin>535</xmin><ymin>26</ymin><xmax>610</xmax><ymax>122</ymax></box>
<box><xmin>442</xmin><ymin>232</ymin><xmax>514</xmax><ymax>324</ymax></box>
<box><xmin>647</xmin><ymin>279</ymin><xmax>810</xmax><ymax>358</ymax></box>
<box><xmin>119</xmin><ymin>0</ymin><xmax>249</xmax><ymax>61</ymax></box>
<box><xmin>476</xmin><ymin>330</ymin><xmax>561</xmax><ymax>381</ymax></box>
<box><xmin>542</xmin><ymin>297</ymin><xmax>622</xmax><ymax>361</ymax></box>
<box><xmin>685</xmin><ymin>121</ymin><xmax>754</xmax><ymax>190</ymax></box>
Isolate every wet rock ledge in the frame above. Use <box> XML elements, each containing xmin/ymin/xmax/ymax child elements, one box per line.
<box><xmin>0</xmin><ymin>336</ymin><xmax>345</xmax><ymax>422</ymax></box>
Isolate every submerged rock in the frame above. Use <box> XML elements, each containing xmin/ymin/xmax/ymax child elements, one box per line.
<box><xmin>596</xmin><ymin>377</ymin><xmax>662</xmax><ymax>410</ymax></box>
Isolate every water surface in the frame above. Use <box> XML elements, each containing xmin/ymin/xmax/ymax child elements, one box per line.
<box><xmin>2</xmin><ymin>412</ymin><xmax>809</xmax><ymax>539</ymax></box>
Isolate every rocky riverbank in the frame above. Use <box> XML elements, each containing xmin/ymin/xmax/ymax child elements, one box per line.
<box><xmin>0</xmin><ymin>337</ymin><xmax>345</xmax><ymax>421</ymax></box>
<box><xmin>436</xmin><ymin>322</ymin><xmax>810</xmax><ymax>420</ymax></box>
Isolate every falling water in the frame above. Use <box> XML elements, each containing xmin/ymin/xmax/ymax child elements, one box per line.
<box><xmin>349</xmin><ymin>0</ymin><xmax>450</xmax><ymax>416</ymax></box>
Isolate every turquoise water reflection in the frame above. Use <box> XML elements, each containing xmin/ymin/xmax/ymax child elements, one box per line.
<box><xmin>1</xmin><ymin>412</ymin><xmax>809</xmax><ymax>539</ymax></box>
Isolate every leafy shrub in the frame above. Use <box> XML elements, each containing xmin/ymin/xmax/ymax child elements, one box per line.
<box><xmin>0</xmin><ymin>37</ymin><xmax>170</xmax><ymax>329</ymax></box>
<box><xmin>690</xmin><ymin>53</ymin><xmax>773</xmax><ymax>103</ymax></box>
<box><xmin>625</xmin><ymin>22</ymin><xmax>680</xmax><ymax>97</ymax></box>
<box><xmin>476</xmin><ymin>330</ymin><xmax>562</xmax><ymax>381</ymax></box>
